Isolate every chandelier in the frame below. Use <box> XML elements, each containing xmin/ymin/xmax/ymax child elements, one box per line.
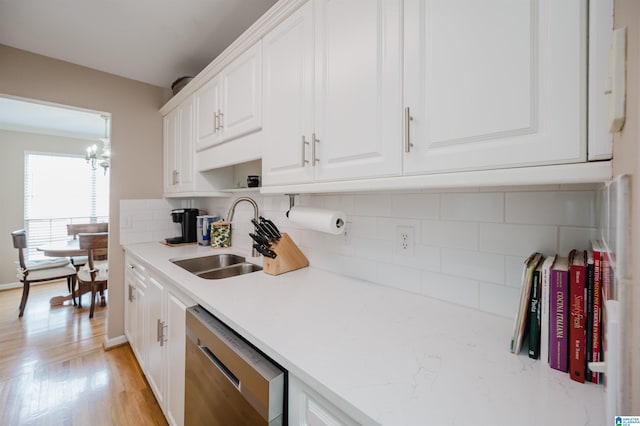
<box><xmin>86</xmin><ymin>114</ymin><xmax>110</xmax><ymax>174</ymax></box>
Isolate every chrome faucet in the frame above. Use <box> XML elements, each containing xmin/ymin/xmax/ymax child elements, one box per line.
<box><xmin>226</xmin><ymin>197</ymin><xmax>260</xmax><ymax>257</ymax></box>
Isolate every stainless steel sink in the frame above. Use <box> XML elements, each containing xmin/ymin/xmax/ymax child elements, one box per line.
<box><xmin>197</xmin><ymin>262</ymin><xmax>263</xmax><ymax>279</ymax></box>
<box><xmin>171</xmin><ymin>254</ymin><xmax>262</xmax><ymax>279</ymax></box>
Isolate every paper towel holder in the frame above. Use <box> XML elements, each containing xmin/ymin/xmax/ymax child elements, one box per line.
<box><xmin>285</xmin><ymin>193</ymin><xmax>345</xmax><ymax>231</ymax></box>
<box><xmin>285</xmin><ymin>193</ymin><xmax>298</xmax><ymax>217</ymax></box>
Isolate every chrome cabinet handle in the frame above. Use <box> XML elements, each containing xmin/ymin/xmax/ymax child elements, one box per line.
<box><xmin>312</xmin><ymin>133</ymin><xmax>320</xmax><ymax>164</ymax></box>
<box><xmin>128</xmin><ymin>284</ymin><xmax>134</xmax><ymax>302</ymax></box>
<box><xmin>156</xmin><ymin>319</ymin><xmax>162</xmax><ymax>343</ymax></box>
<box><xmin>301</xmin><ymin>136</ymin><xmax>310</xmax><ymax>166</ymax></box>
<box><xmin>214</xmin><ymin>112</ymin><xmax>219</xmax><ymax>132</ymax></box>
<box><xmin>404</xmin><ymin>107</ymin><xmax>414</xmax><ymax>153</ymax></box>
<box><xmin>160</xmin><ymin>321</ymin><xmax>168</xmax><ymax>346</ymax></box>
<box><xmin>218</xmin><ymin>111</ymin><xmax>224</xmax><ymax>129</ymax></box>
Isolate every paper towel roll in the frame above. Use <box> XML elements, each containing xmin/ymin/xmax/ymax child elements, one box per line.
<box><xmin>287</xmin><ymin>206</ymin><xmax>346</xmax><ymax>235</ymax></box>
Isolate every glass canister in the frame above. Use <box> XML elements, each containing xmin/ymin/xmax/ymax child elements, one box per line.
<box><xmin>210</xmin><ymin>220</ymin><xmax>231</xmax><ymax>248</ymax></box>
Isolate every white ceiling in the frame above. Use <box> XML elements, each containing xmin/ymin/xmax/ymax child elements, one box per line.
<box><xmin>0</xmin><ymin>0</ymin><xmax>278</xmax><ymax>138</ymax></box>
<box><xmin>0</xmin><ymin>0</ymin><xmax>278</xmax><ymax>88</ymax></box>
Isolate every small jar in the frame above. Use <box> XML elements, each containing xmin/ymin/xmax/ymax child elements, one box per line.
<box><xmin>247</xmin><ymin>175</ymin><xmax>260</xmax><ymax>187</ymax></box>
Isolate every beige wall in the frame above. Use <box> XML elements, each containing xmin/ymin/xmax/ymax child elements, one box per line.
<box><xmin>0</xmin><ymin>44</ymin><xmax>169</xmax><ymax>342</ymax></box>
<box><xmin>613</xmin><ymin>0</ymin><xmax>640</xmax><ymax>414</ymax></box>
<box><xmin>0</xmin><ymin>129</ymin><xmax>93</xmax><ymax>284</ymax></box>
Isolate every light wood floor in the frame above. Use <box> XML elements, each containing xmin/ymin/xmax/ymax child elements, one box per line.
<box><xmin>0</xmin><ymin>281</ymin><xmax>167</xmax><ymax>425</ymax></box>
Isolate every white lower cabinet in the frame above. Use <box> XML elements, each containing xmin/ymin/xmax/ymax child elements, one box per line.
<box><xmin>124</xmin><ymin>255</ymin><xmax>147</xmax><ymax>370</ymax></box>
<box><xmin>146</xmin><ymin>275</ymin><xmax>165</xmax><ymax>408</ymax></box>
<box><xmin>165</xmin><ymin>293</ymin><xmax>187</xmax><ymax>426</ymax></box>
<box><xmin>123</xmin><ymin>253</ymin><xmax>192</xmax><ymax>426</ymax></box>
<box><xmin>289</xmin><ymin>375</ymin><xmax>358</xmax><ymax>426</ymax></box>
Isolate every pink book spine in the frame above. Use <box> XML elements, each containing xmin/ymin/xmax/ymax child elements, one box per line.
<box><xmin>549</xmin><ymin>266</ymin><xmax>569</xmax><ymax>372</ymax></box>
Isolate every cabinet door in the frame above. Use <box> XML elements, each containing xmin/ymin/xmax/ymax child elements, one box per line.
<box><xmin>403</xmin><ymin>0</ymin><xmax>586</xmax><ymax>174</ymax></box>
<box><xmin>177</xmin><ymin>95</ymin><xmax>195</xmax><ymax>192</ymax></box>
<box><xmin>165</xmin><ymin>294</ymin><xmax>187</xmax><ymax>426</ymax></box>
<box><xmin>219</xmin><ymin>41</ymin><xmax>263</xmax><ymax>143</ymax></box>
<box><xmin>262</xmin><ymin>1</ymin><xmax>315</xmax><ymax>185</ymax></box>
<box><xmin>125</xmin><ymin>258</ymin><xmax>147</xmax><ymax>370</ymax></box>
<box><xmin>289</xmin><ymin>375</ymin><xmax>358</xmax><ymax>426</ymax></box>
<box><xmin>146</xmin><ymin>276</ymin><xmax>165</xmax><ymax>407</ymax></box>
<box><xmin>195</xmin><ymin>76</ymin><xmax>221</xmax><ymax>151</ymax></box>
<box><xmin>163</xmin><ymin>109</ymin><xmax>179</xmax><ymax>193</ymax></box>
<box><xmin>313</xmin><ymin>0</ymin><xmax>403</xmax><ymax>182</ymax></box>
<box><xmin>133</xmin><ymin>283</ymin><xmax>146</xmax><ymax>369</ymax></box>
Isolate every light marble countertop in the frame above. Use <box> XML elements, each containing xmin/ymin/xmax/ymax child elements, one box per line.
<box><xmin>123</xmin><ymin>242</ymin><xmax>604</xmax><ymax>425</ymax></box>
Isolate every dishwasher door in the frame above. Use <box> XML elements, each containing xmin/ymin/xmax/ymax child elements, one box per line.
<box><xmin>185</xmin><ymin>306</ymin><xmax>285</xmax><ymax>426</ymax></box>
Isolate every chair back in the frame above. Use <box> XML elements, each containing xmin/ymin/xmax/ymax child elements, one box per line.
<box><xmin>11</xmin><ymin>229</ymin><xmax>27</xmax><ymax>269</ymax></box>
<box><xmin>78</xmin><ymin>232</ymin><xmax>109</xmax><ymax>269</ymax></box>
<box><xmin>67</xmin><ymin>223</ymin><xmax>109</xmax><ymax>239</ymax></box>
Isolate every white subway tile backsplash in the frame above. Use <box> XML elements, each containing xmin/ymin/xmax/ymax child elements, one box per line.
<box><xmin>479</xmin><ymin>282</ymin><xmax>520</xmax><ymax>318</ymax></box>
<box><xmin>558</xmin><ymin>227</ymin><xmax>598</xmax><ymax>254</ymax></box>
<box><xmin>480</xmin><ymin>223</ymin><xmax>557</xmax><ymax>256</ymax></box>
<box><xmin>378</xmin><ymin>263</ymin><xmax>422</xmax><ymax>293</ymax></box>
<box><xmin>505</xmin><ymin>255</ymin><xmax>528</xmax><ymax>288</ymax></box>
<box><xmin>440</xmin><ymin>193</ymin><xmax>504</xmax><ymax>222</ymax></box>
<box><xmin>422</xmin><ymin>220</ymin><xmax>478</xmax><ymax>250</ymax></box>
<box><xmin>343</xmin><ymin>236</ymin><xmax>393</xmax><ymax>262</ymax></box>
<box><xmin>393</xmin><ymin>244</ymin><xmax>441</xmax><ymax>272</ymax></box>
<box><xmin>342</xmin><ymin>194</ymin><xmax>392</xmax><ymax>217</ymax></box>
<box><xmin>441</xmin><ymin>248</ymin><xmax>504</xmax><ymax>284</ymax></box>
<box><xmin>390</xmin><ymin>193</ymin><xmax>439</xmax><ymax>219</ymax></box>
<box><xmin>346</xmin><ymin>216</ymin><xmax>383</xmax><ymax>239</ymax></box>
<box><xmin>421</xmin><ymin>272</ymin><xmax>479</xmax><ymax>309</ymax></box>
<box><xmin>506</xmin><ymin>191</ymin><xmax>596</xmax><ymax>226</ymax></box>
<box><xmin>122</xmin><ymin>186</ymin><xmax>597</xmax><ymax>319</ymax></box>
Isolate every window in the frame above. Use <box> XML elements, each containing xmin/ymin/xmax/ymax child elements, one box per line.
<box><xmin>24</xmin><ymin>152</ymin><xmax>109</xmax><ymax>260</ymax></box>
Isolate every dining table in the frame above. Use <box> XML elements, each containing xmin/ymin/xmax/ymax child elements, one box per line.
<box><xmin>37</xmin><ymin>238</ymin><xmax>106</xmax><ymax>307</ymax></box>
<box><xmin>36</xmin><ymin>239</ymin><xmax>85</xmax><ymax>258</ymax></box>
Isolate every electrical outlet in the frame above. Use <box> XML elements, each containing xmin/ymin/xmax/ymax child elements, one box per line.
<box><xmin>396</xmin><ymin>225</ymin><xmax>414</xmax><ymax>255</ymax></box>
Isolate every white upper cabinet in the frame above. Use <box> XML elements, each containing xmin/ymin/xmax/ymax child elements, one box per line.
<box><xmin>164</xmin><ymin>108</ymin><xmax>180</xmax><ymax>194</ymax></box>
<box><xmin>262</xmin><ymin>0</ymin><xmax>403</xmax><ymax>186</ymax></box>
<box><xmin>313</xmin><ymin>0</ymin><xmax>403</xmax><ymax>182</ymax></box>
<box><xmin>403</xmin><ymin>0</ymin><xmax>587</xmax><ymax>174</ymax></box>
<box><xmin>196</xmin><ymin>42</ymin><xmax>262</xmax><ymax>151</ymax></box>
<box><xmin>262</xmin><ymin>1</ymin><xmax>315</xmax><ymax>185</ymax></box>
<box><xmin>164</xmin><ymin>96</ymin><xmax>196</xmax><ymax>194</ymax></box>
<box><xmin>164</xmin><ymin>96</ymin><xmax>194</xmax><ymax>194</ymax></box>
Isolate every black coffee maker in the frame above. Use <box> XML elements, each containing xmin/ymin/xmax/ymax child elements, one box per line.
<box><xmin>166</xmin><ymin>208</ymin><xmax>199</xmax><ymax>244</ymax></box>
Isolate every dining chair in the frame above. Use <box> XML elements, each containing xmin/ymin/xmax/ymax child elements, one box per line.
<box><xmin>11</xmin><ymin>229</ymin><xmax>77</xmax><ymax>317</ymax></box>
<box><xmin>75</xmin><ymin>232</ymin><xmax>108</xmax><ymax>318</ymax></box>
<box><xmin>66</xmin><ymin>223</ymin><xmax>109</xmax><ymax>271</ymax></box>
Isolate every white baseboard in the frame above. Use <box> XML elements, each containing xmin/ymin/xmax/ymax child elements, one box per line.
<box><xmin>0</xmin><ymin>282</ymin><xmax>24</xmax><ymax>291</ymax></box>
<box><xmin>103</xmin><ymin>334</ymin><xmax>128</xmax><ymax>350</ymax></box>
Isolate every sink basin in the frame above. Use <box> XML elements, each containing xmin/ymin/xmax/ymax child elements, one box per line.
<box><xmin>172</xmin><ymin>254</ymin><xmax>246</xmax><ymax>274</ymax></box>
<box><xmin>171</xmin><ymin>254</ymin><xmax>262</xmax><ymax>279</ymax></box>
<box><xmin>197</xmin><ymin>262</ymin><xmax>263</xmax><ymax>279</ymax></box>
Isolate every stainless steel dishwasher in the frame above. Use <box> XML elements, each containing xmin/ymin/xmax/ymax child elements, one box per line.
<box><xmin>185</xmin><ymin>305</ymin><xmax>285</xmax><ymax>426</ymax></box>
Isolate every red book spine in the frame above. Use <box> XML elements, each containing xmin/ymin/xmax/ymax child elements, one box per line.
<box><xmin>591</xmin><ymin>249</ymin><xmax>601</xmax><ymax>384</ymax></box>
<box><xmin>569</xmin><ymin>250</ymin><xmax>587</xmax><ymax>383</ymax></box>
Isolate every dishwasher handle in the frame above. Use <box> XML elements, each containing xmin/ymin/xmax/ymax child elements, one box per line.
<box><xmin>197</xmin><ymin>342</ymin><xmax>240</xmax><ymax>389</ymax></box>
